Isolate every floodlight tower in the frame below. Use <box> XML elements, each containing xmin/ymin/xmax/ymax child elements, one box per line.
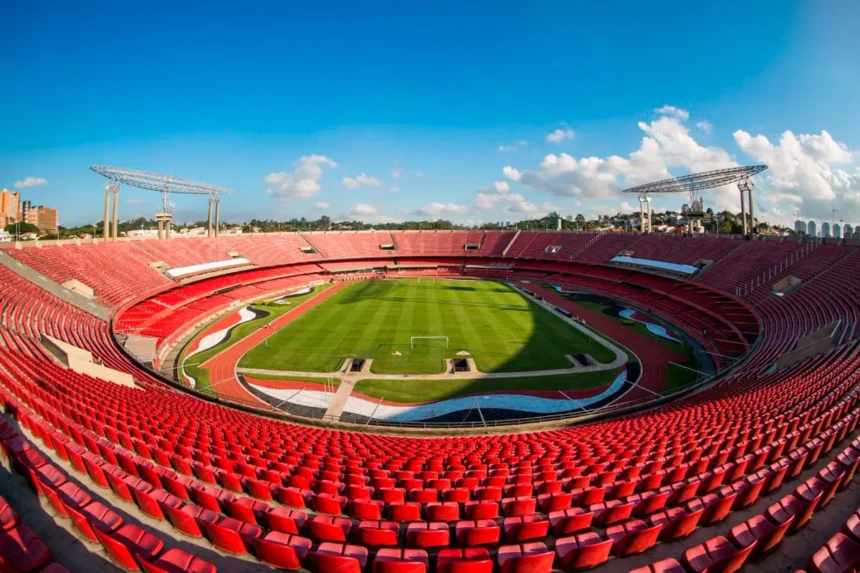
<box><xmin>90</xmin><ymin>166</ymin><xmax>234</xmax><ymax>240</ymax></box>
<box><xmin>622</xmin><ymin>165</ymin><xmax>768</xmax><ymax>237</ymax></box>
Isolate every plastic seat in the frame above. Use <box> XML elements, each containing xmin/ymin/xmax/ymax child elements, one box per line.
<box><xmin>464</xmin><ymin>501</ymin><xmax>499</xmax><ymax>520</ymax></box>
<box><xmin>590</xmin><ymin>500</ymin><xmax>634</xmax><ymax>527</ymax></box>
<box><xmin>426</xmin><ymin>502</ymin><xmax>460</xmax><ymax>522</ymax></box>
<box><xmin>729</xmin><ymin>513</ymin><xmax>794</xmax><ymax>556</ymax></box>
<box><xmin>65</xmin><ymin>501</ymin><xmax>122</xmax><ymax>542</ymax></box>
<box><xmin>549</xmin><ymin>508</ymin><xmax>594</xmax><ymax>536</ymax></box>
<box><xmin>310</xmin><ymin>542</ymin><xmax>369</xmax><ymax>573</ymax></box>
<box><xmin>498</xmin><ymin>542</ymin><xmax>554</xmax><ymax>573</ymax></box>
<box><xmin>406</xmin><ymin>522</ymin><xmax>450</xmax><ymax>548</ymax></box>
<box><xmin>455</xmin><ymin>520</ymin><xmax>500</xmax><ymax>547</ymax></box>
<box><xmin>133</xmin><ymin>547</ymin><xmax>217</xmax><ymax>573</ymax></box>
<box><xmin>555</xmin><ymin>532</ymin><xmax>613</xmax><ymax>570</ymax></box>
<box><xmin>436</xmin><ymin>548</ymin><xmax>493</xmax><ymax>573</ymax></box>
<box><xmin>93</xmin><ymin>523</ymin><xmax>164</xmax><ymax>570</ymax></box>
<box><xmin>266</xmin><ymin>507</ymin><xmax>308</xmax><ymax>534</ymax></box>
<box><xmin>502</xmin><ymin>515</ymin><xmax>549</xmax><ymax>542</ymax></box>
<box><xmin>766</xmin><ymin>490</ymin><xmax>823</xmax><ymax>533</ymax></box>
<box><xmin>357</xmin><ymin>520</ymin><xmax>401</xmax><ymax>547</ymax></box>
<box><xmin>162</xmin><ymin>503</ymin><xmax>218</xmax><ymax>538</ymax></box>
<box><xmin>224</xmin><ymin>497</ymin><xmax>269</xmax><ymax>525</ymax></box>
<box><xmin>629</xmin><ymin>558</ymin><xmax>687</xmax><ymax>573</ymax></box>
<box><xmin>648</xmin><ymin>507</ymin><xmax>703</xmax><ymax>541</ymax></box>
<box><xmin>251</xmin><ymin>531</ymin><xmax>312</xmax><ymax>570</ymax></box>
<box><xmin>842</xmin><ymin>510</ymin><xmax>860</xmax><ymax>542</ymax></box>
<box><xmin>808</xmin><ymin>532</ymin><xmax>860</xmax><ymax>573</ymax></box>
<box><xmin>373</xmin><ymin>548</ymin><xmax>429</xmax><ymax>573</ymax></box>
<box><xmin>0</xmin><ymin>525</ymin><xmax>53</xmax><ymax>572</ymax></box>
<box><xmin>388</xmin><ymin>502</ymin><xmax>422</xmax><ymax>522</ymax></box>
<box><xmin>0</xmin><ymin>497</ymin><xmax>20</xmax><ymax>532</ymax></box>
<box><xmin>350</xmin><ymin>499</ymin><xmax>385</xmax><ymax>520</ymax></box>
<box><xmin>606</xmin><ymin>519</ymin><xmax>662</xmax><ymax>556</ymax></box>
<box><xmin>307</xmin><ymin>515</ymin><xmax>352</xmax><ymax>542</ymax></box>
<box><xmin>683</xmin><ymin>535</ymin><xmax>755</xmax><ymax>573</ymax></box>
<box><xmin>201</xmin><ymin>516</ymin><xmax>262</xmax><ymax>554</ymax></box>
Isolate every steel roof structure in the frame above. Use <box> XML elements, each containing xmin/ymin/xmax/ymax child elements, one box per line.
<box><xmin>621</xmin><ymin>165</ymin><xmax>768</xmax><ymax>196</ymax></box>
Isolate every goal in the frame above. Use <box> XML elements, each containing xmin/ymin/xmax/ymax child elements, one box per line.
<box><xmin>410</xmin><ymin>336</ymin><xmax>449</xmax><ymax>349</ymax></box>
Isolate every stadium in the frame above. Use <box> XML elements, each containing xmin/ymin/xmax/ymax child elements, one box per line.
<box><xmin>2</xmin><ymin>198</ymin><xmax>860</xmax><ymax>573</ymax></box>
<box><xmin>3</xmin><ymin>3</ymin><xmax>860</xmax><ymax>572</ymax></box>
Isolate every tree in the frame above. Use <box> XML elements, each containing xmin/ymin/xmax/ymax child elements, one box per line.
<box><xmin>4</xmin><ymin>222</ymin><xmax>39</xmax><ymax>235</ymax></box>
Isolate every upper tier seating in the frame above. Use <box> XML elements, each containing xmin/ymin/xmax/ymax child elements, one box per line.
<box><xmin>303</xmin><ymin>232</ymin><xmax>396</xmax><ymax>258</ymax></box>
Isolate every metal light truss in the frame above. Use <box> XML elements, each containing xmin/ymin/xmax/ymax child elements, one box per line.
<box><xmin>89</xmin><ymin>165</ymin><xmax>235</xmax><ymax>196</ymax></box>
<box><xmin>622</xmin><ymin>165</ymin><xmax>768</xmax><ymax>195</ymax></box>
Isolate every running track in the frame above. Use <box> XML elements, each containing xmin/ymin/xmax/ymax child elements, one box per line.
<box><xmin>200</xmin><ymin>282</ymin><xmax>348</xmax><ymax>404</ymax></box>
<box><xmin>522</xmin><ymin>282</ymin><xmax>687</xmax><ymax>401</ymax></box>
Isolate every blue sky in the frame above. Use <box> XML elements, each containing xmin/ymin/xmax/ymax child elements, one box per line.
<box><xmin>2</xmin><ymin>0</ymin><xmax>859</xmax><ymax>228</ymax></box>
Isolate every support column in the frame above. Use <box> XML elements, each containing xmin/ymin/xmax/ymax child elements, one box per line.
<box><xmin>156</xmin><ymin>212</ymin><xmax>172</xmax><ymax>240</ymax></box>
<box><xmin>214</xmin><ymin>198</ymin><xmax>220</xmax><ymax>238</ymax></box>
<box><xmin>111</xmin><ymin>189</ymin><xmax>119</xmax><ymax>240</ymax></box>
<box><xmin>646</xmin><ymin>196</ymin><xmax>652</xmax><ymax>233</ymax></box>
<box><xmin>739</xmin><ymin>187</ymin><xmax>747</xmax><ymax>236</ymax></box>
<box><xmin>748</xmin><ymin>187</ymin><xmax>755</xmax><ymax>235</ymax></box>
<box><xmin>103</xmin><ymin>186</ymin><xmax>111</xmax><ymax>240</ymax></box>
<box><xmin>639</xmin><ymin>196</ymin><xmax>646</xmax><ymax>233</ymax></box>
<box><xmin>207</xmin><ymin>198</ymin><xmax>213</xmax><ymax>238</ymax></box>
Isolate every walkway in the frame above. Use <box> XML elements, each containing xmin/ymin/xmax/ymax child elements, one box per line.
<box><xmin>323</xmin><ymin>378</ymin><xmax>357</xmax><ymax>419</ymax></box>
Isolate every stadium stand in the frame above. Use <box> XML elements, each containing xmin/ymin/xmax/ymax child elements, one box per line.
<box><xmin>0</xmin><ymin>231</ymin><xmax>859</xmax><ymax>572</ymax></box>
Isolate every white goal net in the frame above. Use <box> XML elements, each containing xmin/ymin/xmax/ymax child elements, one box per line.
<box><xmin>410</xmin><ymin>336</ymin><xmax>449</xmax><ymax>349</ymax></box>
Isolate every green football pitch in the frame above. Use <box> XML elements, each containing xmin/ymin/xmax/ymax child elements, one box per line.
<box><xmin>238</xmin><ymin>278</ymin><xmax>616</xmax><ymax>375</ymax></box>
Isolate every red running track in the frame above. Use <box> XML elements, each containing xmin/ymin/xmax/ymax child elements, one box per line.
<box><xmin>199</xmin><ymin>282</ymin><xmax>348</xmax><ymax>404</ymax></box>
<box><xmin>523</xmin><ymin>282</ymin><xmax>687</xmax><ymax>400</ymax></box>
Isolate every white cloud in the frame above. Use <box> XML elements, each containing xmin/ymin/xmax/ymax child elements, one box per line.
<box><xmin>389</xmin><ymin>186</ymin><xmax>400</xmax><ymax>193</ymax></box>
<box><xmin>493</xmin><ymin>181</ymin><xmax>510</xmax><ymax>194</ymax></box>
<box><xmin>391</xmin><ymin>169</ymin><xmax>401</xmax><ymax>179</ymax></box>
<box><xmin>655</xmin><ymin>105</ymin><xmax>690</xmax><ymax>120</ymax></box>
<box><xmin>498</xmin><ymin>140</ymin><xmax>528</xmax><ymax>152</ymax></box>
<box><xmin>502</xmin><ymin>166</ymin><xmax>522</xmax><ymax>181</ymax></box>
<box><xmin>734</xmin><ymin>129</ymin><xmax>859</xmax><ymax>221</ymax></box>
<box><xmin>342</xmin><ymin>172</ymin><xmax>381</xmax><ymax>189</ymax></box>
<box><xmin>314</xmin><ymin>201</ymin><xmax>330</xmax><ymax>209</ymax></box>
<box><xmin>696</xmin><ymin>120</ymin><xmax>713</xmax><ymax>134</ymax></box>
<box><xmin>337</xmin><ymin>203</ymin><xmax>403</xmax><ymax>224</ymax></box>
<box><xmin>352</xmin><ymin>203</ymin><xmax>377</xmax><ymax>215</ymax></box>
<box><xmin>505</xmin><ymin>115</ymin><xmax>738</xmax><ymax>209</ymax></box>
<box><xmin>413</xmin><ymin>202</ymin><xmax>470</xmax><ymax>216</ymax></box>
<box><xmin>355</xmin><ymin>173</ymin><xmax>381</xmax><ymax>186</ymax></box>
<box><xmin>265</xmin><ymin>155</ymin><xmax>337</xmax><ymax>199</ymax></box>
<box><xmin>546</xmin><ymin>128</ymin><xmax>574</xmax><ymax>143</ymax></box>
<box><xmin>14</xmin><ymin>176</ymin><xmax>47</xmax><ymax>188</ymax></box>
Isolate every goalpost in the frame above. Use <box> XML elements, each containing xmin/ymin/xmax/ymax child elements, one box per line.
<box><xmin>410</xmin><ymin>336</ymin><xmax>449</xmax><ymax>349</ymax></box>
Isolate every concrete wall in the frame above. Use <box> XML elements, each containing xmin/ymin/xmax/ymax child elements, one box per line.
<box><xmin>41</xmin><ymin>334</ymin><xmax>138</xmax><ymax>389</ymax></box>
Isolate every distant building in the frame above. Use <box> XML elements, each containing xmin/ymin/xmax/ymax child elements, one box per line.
<box><xmin>19</xmin><ymin>200</ymin><xmax>33</xmax><ymax>225</ymax></box>
<box><xmin>845</xmin><ymin>226</ymin><xmax>853</xmax><ymax>239</ymax></box>
<box><xmin>794</xmin><ymin>220</ymin><xmax>807</xmax><ymax>235</ymax></box>
<box><xmin>808</xmin><ymin>221</ymin><xmax>817</xmax><ymax>238</ymax></box>
<box><xmin>833</xmin><ymin>223</ymin><xmax>841</xmax><ymax>239</ymax></box>
<box><xmin>0</xmin><ymin>189</ymin><xmax>20</xmax><ymax>223</ymax></box>
<box><xmin>37</xmin><ymin>206</ymin><xmax>58</xmax><ymax>232</ymax></box>
<box><xmin>822</xmin><ymin>222</ymin><xmax>831</xmax><ymax>238</ymax></box>
<box><xmin>855</xmin><ymin>225</ymin><xmax>860</xmax><ymax>237</ymax></box>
